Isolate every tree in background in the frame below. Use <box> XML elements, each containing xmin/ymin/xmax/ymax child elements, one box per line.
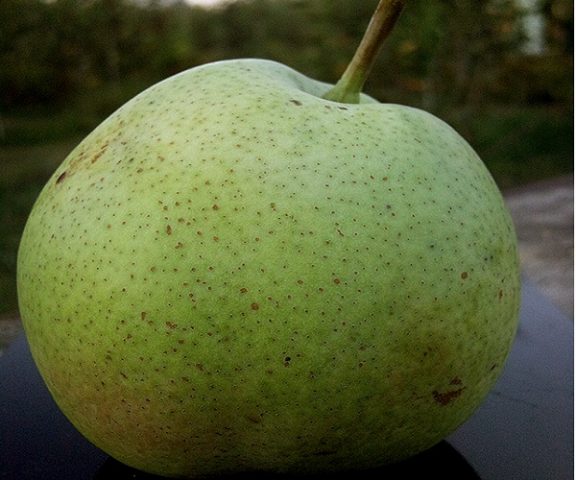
<box><xmin>542</xmin><ymin>0</ymin><xmax>573</xmax><ymax>54</ymax></box>
<box><xmin>0</xmin><ymin>0</ymin><xmax>571</xmax><ymax>114</ymax></box>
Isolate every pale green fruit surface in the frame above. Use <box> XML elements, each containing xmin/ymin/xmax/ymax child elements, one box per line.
<box><xmin>17</xmin><ymin>59</ymin><xmax>520</xmax><ymax>477</ymax></box>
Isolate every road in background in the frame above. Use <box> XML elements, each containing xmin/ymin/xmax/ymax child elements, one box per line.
<box><xmin>505</xmin><ymin>174</ymin><xmax>573</xmax><ymax>316</ymax></box>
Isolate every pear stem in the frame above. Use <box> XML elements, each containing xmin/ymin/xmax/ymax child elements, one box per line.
<box><xmin>323</xmin><ymin>0</ymin><xmax>405</xmax><ymax>104</ymax></box>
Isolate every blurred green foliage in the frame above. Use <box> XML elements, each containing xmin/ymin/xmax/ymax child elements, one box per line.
<box><xmin>0</xmin><ymin>0</ymin><xmax>573</xmax><ymax>313</ymax></box>
<box><xmin>1</xmin><ymin>0</ymin><xmax>573</xmax><ymax>110</ymax></box>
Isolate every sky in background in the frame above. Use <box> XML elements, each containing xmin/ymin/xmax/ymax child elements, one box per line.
<box><xmin>186</xmin><ymin>0</ymin><xmax>227</xmax><ymax>7</ymax></box>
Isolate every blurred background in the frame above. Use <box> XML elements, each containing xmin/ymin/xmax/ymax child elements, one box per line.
<box><xmin>0</xmin><ymin>0</ymin><xmax>573</xmax><ymax>351</ymax></box>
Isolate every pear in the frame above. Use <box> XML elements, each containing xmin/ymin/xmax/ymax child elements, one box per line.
<box><xmin>17</xmin><ymin>1</ymin><xmax>519</xmax><ymax>477</ymax></box>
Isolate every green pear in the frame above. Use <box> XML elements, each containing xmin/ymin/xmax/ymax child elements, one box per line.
<box><xmin>17</xmin><ymin>1</ymin><xmax>519</xmax><ymax>477</ymax></box>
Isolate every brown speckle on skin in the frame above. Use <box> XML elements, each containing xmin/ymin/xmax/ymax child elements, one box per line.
<box><xmin>91</xmin><ymin>143</ymin><xmax>108</xmax><ymax>163</ymax></box>
<box><xmin>246</xmin><ymin>414</ymin><xmax>262</xmax><ymax>424</ymax></box>
<box><xmin>433</xmin><ymin>388</ymin><xmax>465</xmax><ymax>406</ymax></box>
<box><xmin>289</xmin><ymin>99</ymin><xmax>302</xmax><ymax>106</ymax></box>
<box><xmin>166</xmin><ymin>321</ymin><xmax>177</xmax><ymax>329</ymax></box>
<box><xmin>449</xmin><ymin>376</ymin><xmax>463</xmax><ymax>385</ymax></box>
<box><xmin>56</xmin><ymin>171</ymin><xmax>67</xmax><ymax>184</ymax></box>
<box><xmin>166</xmin><ymin>225</ymin><xmax>172</xmax><ymax>235</ymax></box>
<box><xmin>333</xmin><ymin>278</ymin><xmax>341</xmax><ymax>285</ymax></box>
<box><xmin>461</xmin><ymin>272</ymin><xmax>468</xmax><ymax>279</ymax></box>
<box><xmin>251</xmin><ymin>302</ymin><xmax>259</xmax><ymax>311</ymax></box>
